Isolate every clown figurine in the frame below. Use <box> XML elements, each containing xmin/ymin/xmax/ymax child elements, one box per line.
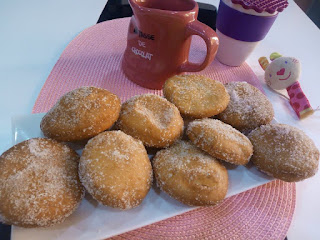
<box><xmin>259</xmin><ymin>52</ymin><xmax>314</xmax><ymax>119</ymax></box>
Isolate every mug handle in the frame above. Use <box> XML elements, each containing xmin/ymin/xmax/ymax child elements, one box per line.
<box><xmin>179</xmin><ymin>20</ymin><xmax>219</xmax><ymax>72</ymax></box>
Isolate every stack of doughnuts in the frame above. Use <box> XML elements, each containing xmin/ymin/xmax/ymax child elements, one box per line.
<box><xmin>1</xmin><ymin>75</ymin><xmax>318</xmax><ymax>228</ymax></box>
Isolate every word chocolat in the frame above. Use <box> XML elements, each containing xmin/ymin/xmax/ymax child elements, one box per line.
<box><xmin>131</xmin><ymin>47</ymin><xmax>153</xmax><ymax>60</ymax></box>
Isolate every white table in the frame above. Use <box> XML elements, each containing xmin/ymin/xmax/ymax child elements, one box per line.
<box><xmin>0</xmin><ymin>0</ymin><xmax>319</xmax><ymax>239</ymax></box>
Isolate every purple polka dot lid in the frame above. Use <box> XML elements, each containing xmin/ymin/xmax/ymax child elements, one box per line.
<box><xmin>231</xmin><ymin>0</ymin><xmax>289</xmax><ymax>14</ymax></box>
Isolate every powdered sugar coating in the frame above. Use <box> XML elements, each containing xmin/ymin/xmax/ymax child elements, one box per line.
<box><xmin>248</xmin><ymin>124</ymin><xmax>319</xmax><ymax>182</ymax></box>
<box><xmin>153</xmin><ymin>141</ymin><xmax>228</xmax><ymax>206</ymax></box>
<box><xmin>117</xmin><ymin>94</ymin><xmax>184</xmax><ymax>148</ymax></box>
<box><xmin>79</xmin><ymin>131</ymin><xmax>153</xmax><ymax>210</ymax></box>
<box><xmin>187</xmin><ymin>119</ymin><xmax>253</xmax><ymax>165</ymax></box>
<box><xmin>217</xmin><ymin>82</ymin><xmax>274</xmax><ymax>132</ymax></box>
<box><xmin>41</xmin><ymin>86</ymin><xmax>121</xmax><ymax>141</ymax></box>
<box><xmin>163</xmin><ymin>75</ymin><xmax>230</xmax><ymax>118</ymax></box>
<box><xmin>0</xmin><ymin>138</ymin><xmax>84</xmax><ymax>227</ymax></box>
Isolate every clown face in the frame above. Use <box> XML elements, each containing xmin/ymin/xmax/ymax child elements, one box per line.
<box><xmin>265</xmin><ymin>57</ymin><xmax>301</xmax><ymax>90</ymax></box>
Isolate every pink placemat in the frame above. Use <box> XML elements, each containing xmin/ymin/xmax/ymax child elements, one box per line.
<box><xmin>32</xmin><ymin>18</ymin><xmax>295</xmax><ymax>239</ymax></box>
<box><xmin>112</xmin><ymin>180</ymin><xmax>295</xmax><ymax>240</ymax></box>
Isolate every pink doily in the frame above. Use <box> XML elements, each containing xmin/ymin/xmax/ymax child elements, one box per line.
<box><xmin>32</xmin><ymin>18</ymin><xmax>295</xmax><ymax>240</ymax></box>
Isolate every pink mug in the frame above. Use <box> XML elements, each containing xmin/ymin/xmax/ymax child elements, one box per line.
<box><xmin>122</xmin><ymin>0</ymin><xmax>219</xmax><ymax>89</ymax></box>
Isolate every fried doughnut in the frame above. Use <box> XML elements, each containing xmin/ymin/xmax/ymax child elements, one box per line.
<box><xmin>153</xmin><ymin>141</ymin><xmax>228</xmax><ymax>206</ymax></box>
<box><xmin>0</xmin><ymin>138</ymin><xmax>84</xmax><ymax>228</ymax></box>
<box><xmin>217</xmin><ymin>82</ymin><xmax>274</xmax><ymax>132</ymax></box>
<box><xmin>248</xmin><ymin>124</ymin><xmax>319</xmax><ymax>182</ymax></box>
<box><xmin>79</xmin><ymin>131</ymin><xmax>153</xmax><ymax>210</ymax></box>
<box><xmin>187</xmin><ymin>119</ymin><xmax>253</xmax><ymax>165</ymax></box>
<box><xmin>163</xmin><ymin>75</ymin><xmax>230</xmax><ymax>118</ymax></box>
<box><xmin>41</xmin><ymin>86</ymin><xmax>121</xmax><ymax>142</ymax></box>
<box><xmin>117</xmin><ymin>94</ymin><xmax>184</xmax><ymax>148</ymax></box>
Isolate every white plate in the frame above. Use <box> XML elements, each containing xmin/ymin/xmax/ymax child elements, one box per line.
<box><xmin>11</xmin><ymin>113</ymin><xmax>273</xmax><ymax>240</ymax></box>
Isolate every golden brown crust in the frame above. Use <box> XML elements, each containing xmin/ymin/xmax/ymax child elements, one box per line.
<box><xmin>163</xmin><ymin>75</ymin><xmax>230</xmax><ymax>118</ymax></box>
<box><xmin>187</xmin><ymin>119</ymin><xmax>253</xmax><ymax>165</ymax></box>
<box><xmin>117</xmin><ymin>94</ymin><xmax>184</xmax><ymax>148</ymax></box>
<box><xmin>79</xmin><ymin>131</ymin><xmax>153</xmax><ymax>210</ymax></box>
<box><xmin>217</xmin><ymin>82</ymin><xmax>274</xmax><ymax>132</ymax></box>
<box><xmin>0</xmin><ymin>138</ymin><xmax>84</xmax><ymax>228</ymax></box>
<box><xmin>41</xmin><ymin>86</ymin><xmax>121</xmax><ymax>142</ymax></box>
<box><xmin>248</xmin><ymin>124</ymin><xmax>319</xmax><ymax>182</ymax></box>
<box><xmin>153</xmin><ymin>141</ymin><xmax>228</xmax><ymax>206</ymax></box>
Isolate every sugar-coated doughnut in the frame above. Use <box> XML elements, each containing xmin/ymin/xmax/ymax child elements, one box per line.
<box><xmin>79</xmin><ymin>131</ymin><xmax>153</xmax><ymax>210</ymax></box>
<box><xmin>217</xmin><ymin>82</ymin><xmax>274</xmax><ymax>132</ymax></box>
<box><xmin>117</xmin><ymin>94</ymin><xmax>184</xmax><ymax>148</ymax></box>
<box><xmin>248</xmin><ymin>124</ymin><xmax>319</xmax><ymax>182</ymax></box>
<box><xmin>0</xmin><ymin>138</ymin><xmax>84</xmax><ymax>228</ymax></box>
<box><xmin>153</xmin><ymin>141</ymin><xmax>228</xmax><ymax>206</ymax></box>
<box><xmin>41</xmin><ymin>86</ymin><xmax>121</xmax><ymax>142</ymax></box>
<box><xmin>163</xmin><ymin>75</ymin><xmax>230</xmax><ymax>118</ymax></box>
<box><xmin>187</xmin><ymin>119</ymin><xmax>253</xmax><ymax>165</ymax></box>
